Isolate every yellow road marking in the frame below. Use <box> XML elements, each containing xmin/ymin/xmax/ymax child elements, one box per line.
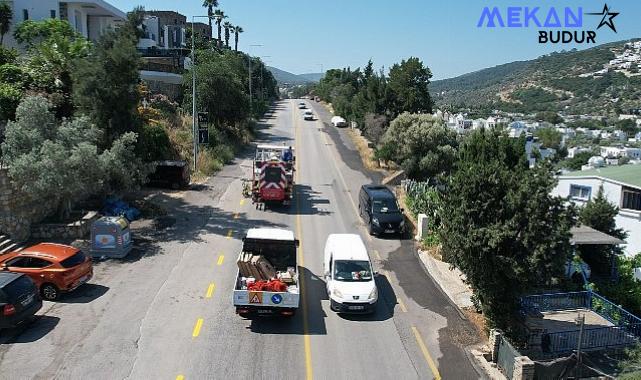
<box><xmin>192</xmin><ymin>318</ymin><xmax>204</xmax><ymax>338</ymax></box>
<box><xmin>176</xmin><ymin>375</ymin><xmax>184</xmax><ymax>380</ymax></box>
<box><xmin>217</xmin><ymin>254</ymin><xmax>225</xmax><ymax>266</ymax></box>
<box><xmin>412</xmin><ymin>326</ymin><xmax>441</xmax><ymax>380</ymax></box>
<box><xmin>233</xmin><ymin>212</ymin><xmax>240</xmax><ymax>219</ymax></box>
<box><xmin>240</xmin><ymin>199</ymin><xmax>245</xmax><ymax>206</ymax></box>
<box><xmin>397</xmin><ymin>298</ymin><xmax>408</xmax><ymax>313</ymax></box>
<box><xmin>226</xmin><ymin>229</ymin><xmax>233</xmax><ymax>239</ymax></box>
<box><xmin>206</xmin><ymin>283</ymin><xmax>216</xmax><ymax>298</ymax></box>
<box><xmin>292</xmin><ymin>100</ymin><xmax>313</xmax><ymax>380</ymax></box>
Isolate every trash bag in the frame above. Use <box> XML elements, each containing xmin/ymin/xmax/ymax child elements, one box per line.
<box><xmin>101</xmin><ymin>197</ymin><xmax>141</xmax><ymax>221</ymax></box>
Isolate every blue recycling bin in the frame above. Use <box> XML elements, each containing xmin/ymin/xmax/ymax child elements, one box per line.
<box><xmin>90</xmin><ymin>216</ymin><xmax>133</xmax><ymax>258</ymax></box>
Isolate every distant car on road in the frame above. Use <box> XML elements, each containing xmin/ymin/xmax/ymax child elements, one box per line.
<box><xmin>1</xmin><ymin>243</ymin><xmax>93</xmax><ymax>301</ymax></box>
<box><xmin>303</xmin><ymin>110</ymin><xmax>314</xmax><ymax>121</ymax></box>
<box><xmin>359</xmin><ymin>185</ymin><xmax>405</xmax><ymax>236</ymax></box>
<box><xmin>331</xmin><ymin>116</ymin><xmax>347</xmax><ymax>128</ymax></box>
<box><xmin>0</xmin><ymin>272</ymin><xmax>42</xmax><ymax>329</ymax></box>
<box><xmin>298</xmin><ymin>102</ymin><xmax>306</xmax><ymax>109</ymax></box>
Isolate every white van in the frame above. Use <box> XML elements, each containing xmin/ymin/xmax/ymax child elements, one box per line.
<box><xmin>323</xmin><ymin>234</ymin><xmax>378</xmax><ymax>313</ymax></box>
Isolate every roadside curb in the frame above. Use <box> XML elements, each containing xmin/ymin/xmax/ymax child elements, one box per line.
<box><xmin>411</xmin><ymin>247</ymin><xmax>469</xmax><ymax>321</ymax></box>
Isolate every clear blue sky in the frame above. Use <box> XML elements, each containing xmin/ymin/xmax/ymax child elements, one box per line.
<box><xmin>110</xmin><ymin>0</ymin><xmax>641</xmax><ymax>79</ymax></box>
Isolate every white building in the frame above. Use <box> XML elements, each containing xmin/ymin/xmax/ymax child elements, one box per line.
<box><xmin>600</xmin><ymin>146</ymin><xmax>641</xmax><ymax>160</ymax></box>
<box><xmin>567</xmin><ymin>146</ymin><xmax>591</xmax><ymax>159</ymax></box>
<box><xmin>3</xmin><ymin>1</ymin><xmax>125</xmax><ymax>48</ymax></box>
<box><xmin>553</xmin><ymin>165</ymin><xmax>641</xmax><ymax>256</ymax></box>
<box><xmin>137</xmin><ymin>11</ymin><xmax>186</xmax><ymax>50</ymax></box>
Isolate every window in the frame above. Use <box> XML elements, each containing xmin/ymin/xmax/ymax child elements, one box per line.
<box><xmin>27</xmin><ymin>258</ymin><xmax>53</xmax><ymax>268</ymax></box>
<box><xmin>622</xmin><ymin>187</ymin><xmax>641</xmax><ymax>211</ymax></box>
<box><xmin>22</xmin><ymin>9</ymin><xmax>28</xmax><ymax>21</ymax></box>
<box><xmin>372</xmin><ymin>198</ymin><xmax>400</xmax><ymax>214</ymax></box>
<box><xmin>334</xmin><ymin>260</ymin><xmax>373</xmax><ymax>282</ymax></box>
<box><xmin>6</xmin><ymin>257</ymin><xmax>52</xmax><ymax>268</ymax></box>
<box><xmin>6</xmin><ymin>257</ymin><xmax>30</xmax><ymax>268</ymax></box>
<box><xmin>60</xmin><ymin>251</ymin><xmax>86</xmax><ymax>268</ymax></box>
<box><xmin>569</xmin><ymin>184</ymin><xmax>591</xmax><ymax>200</ymax></box>
<box><xmin>50</xmin><ymin>10</ymin><xmax>56</xmax><ymax>18</ymax></box>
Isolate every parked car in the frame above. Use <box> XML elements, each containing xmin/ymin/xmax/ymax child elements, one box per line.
<box><xmin>298</xmin><ymin>102</ymin><xmax>306</xmax><ymax>109</ymax></box>
<box><xmin>358</xmin><ymin>185</ymin><xmax>405</xmax><ymax>236</ymax></box>
<box><xmin>324</xmin><ymin>234</ymin><xmax>377</xmax><ymax>314</ymax></box>
<box><xmin>303</xmin><ymin>110</ymin><xmax>314</xmax><ymax>121</ymax></box>
<box><xmin>0</xmin><ymin>272</ymin><xmax>42</xmax><ymax>329</ymax></box>
<box><xmin>331</xmin><ymin>116</ymin><xmax>347</xmax><ymax>127</ymax></box>
<box><xmin>0</xmin><ymin>243</ymin><xmax>93</xmax><ymax>301</ymax></box>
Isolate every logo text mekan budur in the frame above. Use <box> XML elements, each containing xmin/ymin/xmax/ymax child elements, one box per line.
<box><xmin>477</xmin><ymin>4</ymin><xmax>619</xmax><ymax>44</ymax></box>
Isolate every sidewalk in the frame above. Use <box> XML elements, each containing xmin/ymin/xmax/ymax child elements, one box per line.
<box><xmin>416</xmin><ymin>249</ymin><xmax>473</xmax><ymax>310</ymax></box>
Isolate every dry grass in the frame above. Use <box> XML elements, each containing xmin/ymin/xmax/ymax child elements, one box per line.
<box><xmin>462</xmin><ymin>306</ymin><xmax>489</xmax><ymax>342</ymax></box>
<box><xmin>346</xmin><ymin>129</ymin><xmax>387</xmax><ymax>173</ymax></box>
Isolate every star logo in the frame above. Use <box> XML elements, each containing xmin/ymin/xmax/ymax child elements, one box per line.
<box><xmin>587</xmin><ymin>3</ymin><xmax>620</xmax><ymax>33</ymax></box>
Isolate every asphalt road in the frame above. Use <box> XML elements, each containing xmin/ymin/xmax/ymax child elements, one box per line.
<box><xmin>0</xmin><ymin>99</ymin><xmax>482</xmax><ymax>380</ymax></box>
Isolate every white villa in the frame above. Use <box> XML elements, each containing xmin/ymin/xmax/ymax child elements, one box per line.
<box><xmin>553</xmin><ymin>165</ymin><xmax>641</xmax><ymax>256</ymax></box>
<box><xmin>3</xmin><ymin>0</ymin><xmax>125</xmax><ymax>49</ymax></box>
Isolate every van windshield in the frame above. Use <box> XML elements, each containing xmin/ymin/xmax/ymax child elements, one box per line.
<box><xmin>334</xmin><ymin>260</ymin><xmax>372</xmax><ymax>282</ymax></box>
<box><xmin>372</xmin><ymin>198</ymin><xmax>399</xmax><ymax>214</ymax></box>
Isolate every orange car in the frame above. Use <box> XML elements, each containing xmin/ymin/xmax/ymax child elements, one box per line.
<box><xmin>0</xmin><ymin>243</ymin><xmax>93</xmax><ymax>301</ymax></box>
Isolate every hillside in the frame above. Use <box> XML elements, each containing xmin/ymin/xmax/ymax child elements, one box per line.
<box><xmin>298</xmin><ymin>72</ymin><xmax>324</xmax><ymax>82</ymax></box>
<box><xmin>267</xmin><ymin>67</ymin><xmax>317</xmax><ymax>85</ymax></box>
<box><xmin>431</xmin><ymin>39</ymin><xmax>641</xmax><ymax>115</ymax></box>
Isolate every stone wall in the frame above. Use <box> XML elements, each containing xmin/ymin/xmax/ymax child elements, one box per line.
<box><xmin>0</xmin><ymin>168</ymin><xmax>57</xmax><ymax>241</ymax></box>
<box><xmin>31</xmin><ymin>211</ymin><xmax>100</xmax><ymax>240</ymax></box>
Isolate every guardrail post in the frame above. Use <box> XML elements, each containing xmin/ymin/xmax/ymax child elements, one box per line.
<box><xmin>586</xmin><ymin>289</ymin><xmax>592</xmax><ymax>310</ymax></box>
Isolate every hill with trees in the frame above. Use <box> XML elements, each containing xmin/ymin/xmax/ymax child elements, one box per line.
<box><xmin>431</xmin><ymin>39</ymin><xmax>641</xmax><ymax>116</ymax></box>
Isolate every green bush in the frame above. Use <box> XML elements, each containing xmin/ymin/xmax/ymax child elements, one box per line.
<box><xmin>0</xmin><ymin>83</ymin><xmax>22</xmax><ymax>121</ymax></box>
<box><xmin>0</xmin><ymin>64</ymin><xmax>29</xmax><ymax>88</ymax></box>
<box><xmin>211</xmin><ymin>144</ymin><xmax>234</xmax><ymax>164</ymax></box>
<box><xmin>138</xmin><ymin>123</ymin><xmax>174</xmax><ymax>162</ymax></box>
<box><xmin>0</xmin><ymin>46</ymin><xmax>18</xmax><ymax>66</ymax></box>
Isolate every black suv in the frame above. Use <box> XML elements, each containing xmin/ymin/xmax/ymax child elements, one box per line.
<box><xmin>0</xmin><ymin>272</ymin><xmax>42</xmax><ymax>329</ymax></box>
<box><xmin>358</xmin><ymin>185</ymin><xmax>405</xmax><ymax>236</ymax></box>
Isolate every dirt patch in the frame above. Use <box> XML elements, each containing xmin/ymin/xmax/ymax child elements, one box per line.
<box><xmin>462</xmin><ymin>306</ymin><xmax>489</xmax><ymax>342</ymax></box>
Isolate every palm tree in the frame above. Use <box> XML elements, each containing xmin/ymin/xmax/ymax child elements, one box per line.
<box><xmin>223</xmin><ymin>21</ymin><xmax>232</xmax><ymax>48</ymax></box>
<box><xmin>233</xmin><ymin>25</ymin><xmax>243</xmax><ymax>52</ymax></box>
<box><xmin>213</xmin><ymin>10</ymin><xmax>226</xmax><ymax>48</ymax></box>
<box><xmin>201</xmin><ymin>0</ymin><xmax>218</xmax><ymax>38</ymax></box>
<box><xmin>0</xmin><ymin>1</ymin><xmax>12</xmax><ymax>46</ymax></box>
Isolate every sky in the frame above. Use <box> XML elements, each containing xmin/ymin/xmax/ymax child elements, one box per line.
<box><xmin>110</xmin><ymin>0</ymin><xmax>641</xmax><ymax>80</ymax></box>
